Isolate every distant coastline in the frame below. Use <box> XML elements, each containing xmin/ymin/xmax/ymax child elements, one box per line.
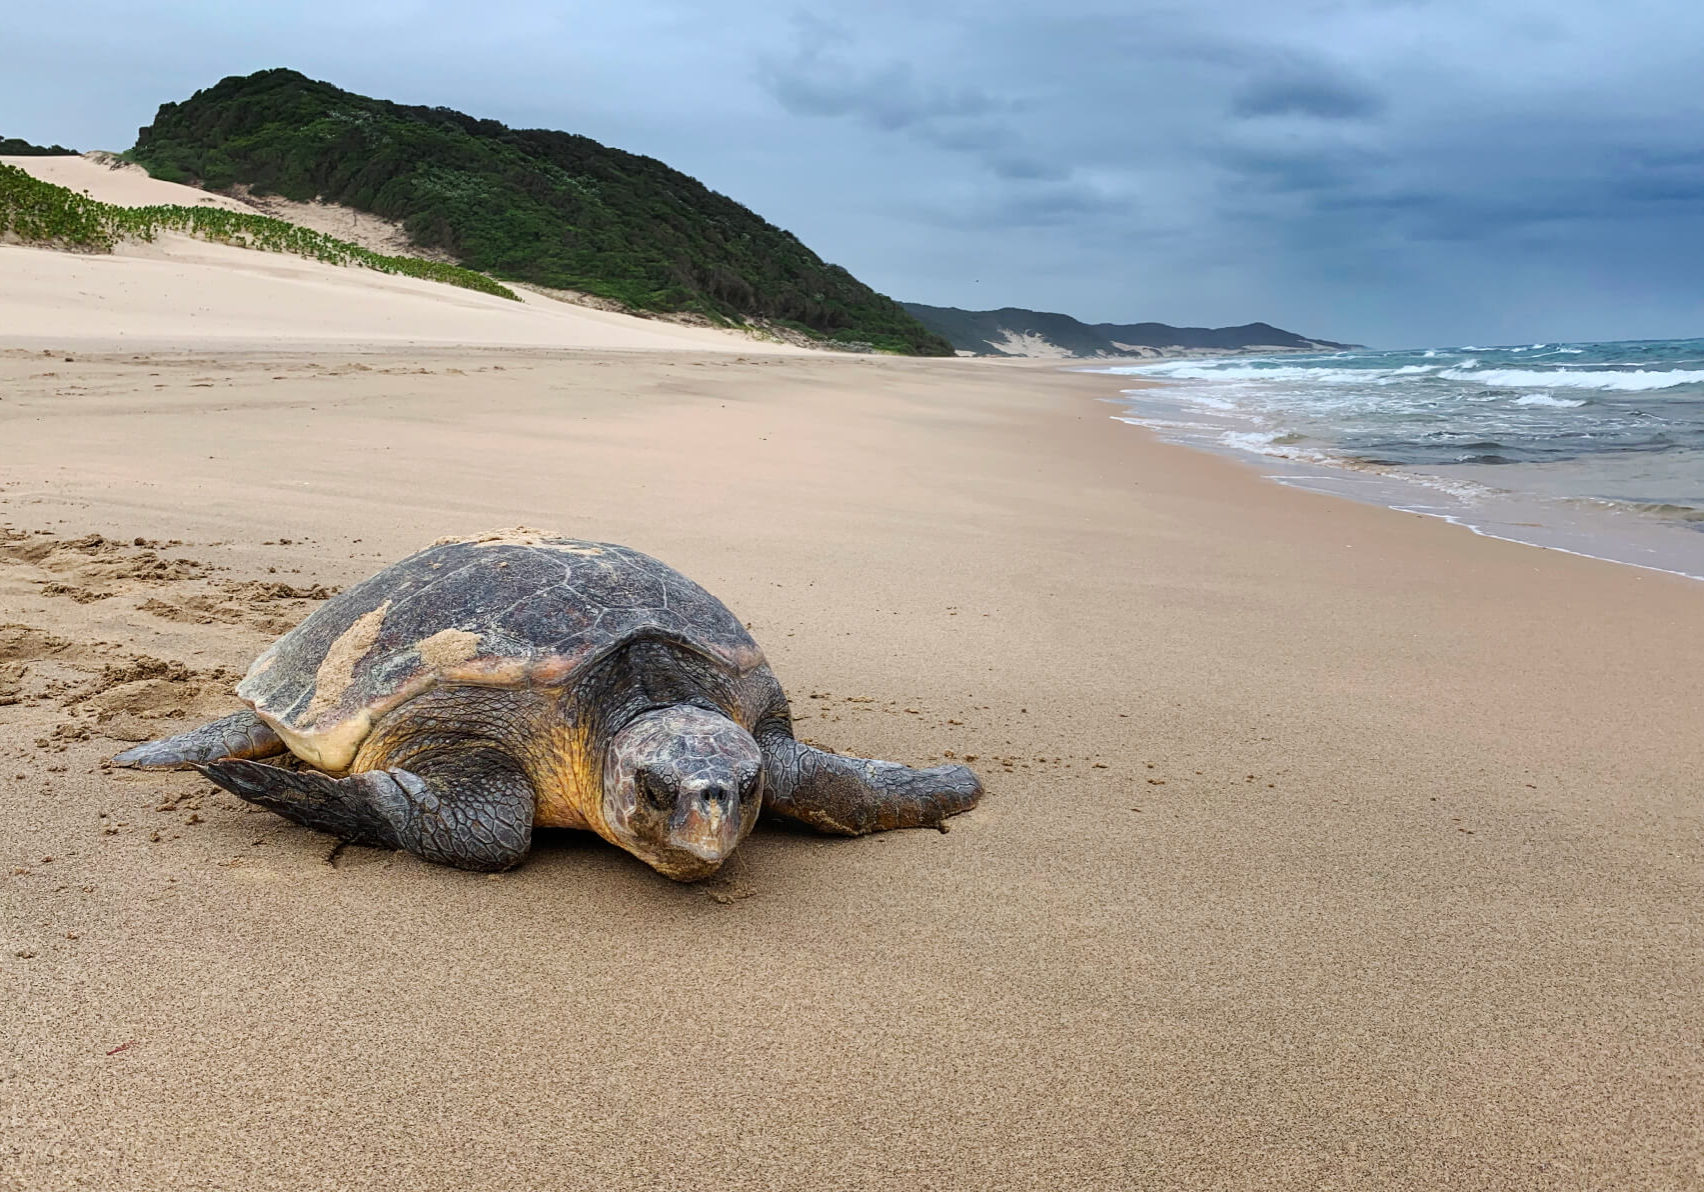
<box><xmin>902</xmin><ymin>301</ymin><xmax>1357</xmax><ymax>359</ymax></box>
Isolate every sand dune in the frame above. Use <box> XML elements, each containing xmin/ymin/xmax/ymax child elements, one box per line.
<box><xmin>2</xmin><ymin>152</ymin><xmax>254</xmax><ymax>212</ymax></box>
<box><xmin>0</xmin><ymin>238</ymin><xmax>803</xmax><ymax>351</ymax></box>
<box><xmin>0</xmin><ymin>155</ymin><xmax>807</xmax><ymax>353</ymax></box>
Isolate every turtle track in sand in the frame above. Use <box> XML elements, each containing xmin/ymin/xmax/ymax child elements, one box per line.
<box><xmin>0</xmin><ymin>528</ymin><xmax>337</xmax><ymax>635</ymax></box>
<box><xmin>0</xmin><ymin>526</ymin><xmax>343</xmax><ymax>746</ymax></box>
<box><xmin>0</xmin><ymin>527</ymin><xmax>352</xmax><ymax>883</ymax></box>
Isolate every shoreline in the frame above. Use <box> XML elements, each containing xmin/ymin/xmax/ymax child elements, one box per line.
<box><xmin>3</xmin><ymin>347</ymin><xmax>1700</xmax><ymax>1189</ymax></box>
<box><xmin>1096</xmin><ymin>371</ymin><xmax>1704</xmax><ymax>584</ymax></box>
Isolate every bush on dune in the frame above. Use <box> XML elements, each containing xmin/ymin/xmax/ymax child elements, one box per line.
<box><xmin>0</xmin><ymin>136</ymin><xmax>77</xmax><ymax>155</ymax></box>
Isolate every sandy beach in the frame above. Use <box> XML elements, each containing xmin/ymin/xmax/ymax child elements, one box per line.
<box><xmin>1</xmin><ymin>332</ymin><xmax>1700</xmax><ymax>1189</ymax></box>
<box><xmin>2</xmin><ymin>154</ymin><xmax>1701</xmax><ymax>1190</ymax></box>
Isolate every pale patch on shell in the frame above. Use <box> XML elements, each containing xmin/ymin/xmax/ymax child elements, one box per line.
<box><xmin>304</xmin><ymin>599</ymin><xmax>391</xmax><ymax>725</ymax></box>
<box><xmin>431</xmin><ymin>527</ymin><xmax>560</xmax><ymax>548</ymax></box>
<box><xmin>436</xmin><ymin>656</ymin><xmax>537</xmax><ymax>685</ymax></box>
<box><xmin>268</xmin><ymin>708</ymin><xmax>374</xmax><ymax>774</ymax></box>
<box><xmin>415</xmin><ymin>627</ymin><xmax>482</xmax><ymax>669</ymax></box>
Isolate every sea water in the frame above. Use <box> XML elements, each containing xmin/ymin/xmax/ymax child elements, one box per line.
<box><xmin>1098</xmin><ymin>339</ymin><xmax>1704</xmax><ymax>580</ymax></box>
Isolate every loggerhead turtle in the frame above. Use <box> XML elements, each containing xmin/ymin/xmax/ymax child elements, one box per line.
<box><xmin>112</xmin><ymin>530</ymin><xmax>982</xmax><ymax>880</ymax></box>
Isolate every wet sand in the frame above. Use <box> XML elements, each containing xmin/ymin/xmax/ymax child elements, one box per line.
<box><xmin>1</xmin><ymin>346</ymin><xmax>1701</xmax><ymax>1190</ymax></box>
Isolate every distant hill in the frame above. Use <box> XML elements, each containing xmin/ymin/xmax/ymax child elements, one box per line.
<box><xmin>1</xmin><ymin>136</ymin><xmax>76</xmax><ymax>156</ymax></box>
<box><xmin>903</xmin><ymin>303</ymin><xmax>1356</xmax><ymax>358</ymax></box>
<box><xmin>129</xmin><ymin>68</ymin><xmax>951</xmax><ymax>355</ymax></box>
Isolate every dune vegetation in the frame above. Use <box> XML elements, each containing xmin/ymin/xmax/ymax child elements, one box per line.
<box><xmin>1</xmin><ymin>135</ymin><xmax>77</xmax><ymax>155</ymax></box>
<box><xmin>129</xmin><ymin>68</ymin><xmax>951</xmax><ymax>354</ymax></box>
<box><xmin>0</xmin><ymin>162</ymin><xmax>518</xmax><ymax>300</ymax></box>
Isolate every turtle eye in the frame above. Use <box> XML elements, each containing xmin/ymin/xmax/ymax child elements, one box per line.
<box><xmin>637</xmin><ymin>770</ymin><xmax>675</xmax><ymax>813</ymax></box>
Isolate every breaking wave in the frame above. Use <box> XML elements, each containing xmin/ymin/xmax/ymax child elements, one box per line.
<box><xmin>1440</xmin><ymin>367</ymin><xmax>1704</xmax><ymax>391</ymax></box>
<box><xmin>1513</xmin><ymin>393</ymin><xmax>1586</xmax><ymax>408</ymax></box>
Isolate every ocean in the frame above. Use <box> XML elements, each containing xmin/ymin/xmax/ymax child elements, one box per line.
<box><xmin>1098</xmin><ymin>338</ymin><xmax>1704</xmax><ymax>580</ymax></box>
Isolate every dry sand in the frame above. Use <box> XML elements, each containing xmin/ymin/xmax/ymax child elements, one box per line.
<box><xmin>0</xmin><ymin>339</ymin><xmax>1699</xmax><ymax>1190</ymax></box>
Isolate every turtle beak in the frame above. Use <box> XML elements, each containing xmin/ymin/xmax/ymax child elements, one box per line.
<box><xmin>668</xmin><ymin>784</ymin><xmax>744</xmax><ymax>863</ymax></box>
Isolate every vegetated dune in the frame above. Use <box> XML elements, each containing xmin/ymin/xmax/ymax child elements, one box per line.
<box><xmin>127</xmin><ymin>68</ymin><xmax>952</xmax><ymax>354</ymax></box>
<box><xmin>6</xmin><ymin>153</ymin><xmax>254</xmax><ymax>212</ymax></box>
<box><xmin>0</xmin><ymin>154</ymin><xmax>811</xmax><ymax>353</ymax></box>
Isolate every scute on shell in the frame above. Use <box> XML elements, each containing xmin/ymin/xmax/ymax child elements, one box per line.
<box><xmin>236</xmin><ymin>533</ymin><xmax>764</xmax><ymax>770</ymax></box>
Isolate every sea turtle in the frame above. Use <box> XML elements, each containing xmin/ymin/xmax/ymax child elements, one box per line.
<box><xmin>112</xmin><ymin>530</ymin><xmax>982</xmax><ymax>880</ymax></box>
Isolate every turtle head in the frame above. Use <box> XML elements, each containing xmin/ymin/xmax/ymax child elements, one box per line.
<box><xmin>603</xmin><ymin>705</ymin><xmax>763</xmax><ymax>881</ymax></box>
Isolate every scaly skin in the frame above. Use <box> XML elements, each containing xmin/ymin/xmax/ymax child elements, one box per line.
<box><xmin>110</xmin><ymin>709</ymin><xmax>285</xmax><ymax>769</ymax></box>
<box><xmin>754</xmin><ymin>718</ymin><xmax>984</xmax><ymax>835</ymax></box>
<box><xmin>200</xmin><ymin>747</ymin><xmax>534</xmax><ymax>871</ymax></box>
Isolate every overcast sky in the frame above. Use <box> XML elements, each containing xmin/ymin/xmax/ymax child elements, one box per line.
<box><xmin>6</xmin><ymin>0</ymin><xmax>1702</xmax><ymax>347</ymax></box>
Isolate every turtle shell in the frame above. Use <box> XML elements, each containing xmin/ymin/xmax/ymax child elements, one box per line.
<box><xmin>237</xmin><ymin>530</ymin><xmax>765</xmax><ymax>770</ymax></box>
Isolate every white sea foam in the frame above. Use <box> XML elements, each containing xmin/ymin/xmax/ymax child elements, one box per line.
<box><xmin>1440</xmin><ymin>367</ymin><xmax>1704</xmax><ymax>391</ymax></box>
<box><xmin>1514</xmin><ymin>393</ymin><xmax>1587</xmax><ymax>408</ymax></box>
<box><xmin>1117</xmin><ymin>361</ymin><xmax>1440</xmax><ymax>384</ymax></box>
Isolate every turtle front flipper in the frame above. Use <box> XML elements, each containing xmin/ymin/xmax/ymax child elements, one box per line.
<box><xmin>111</xmin><ymin>709</ymin><xmax>286</xmax><ymax>770</ymax></box>
<box><xmin>756</xmin><ymin>723</ymin><xmax>983</xmax><ymax>836</ymax></box>
<box><xmin>200</xmin><ymin>745</ymin><xmax>535</xmax><ymax>872</ymax></box>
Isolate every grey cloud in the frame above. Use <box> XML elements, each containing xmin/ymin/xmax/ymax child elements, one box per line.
<box><xmin>1217</xmin><ymin>144</ymin><xmax>1387</xmax><ymax>195</ymax></box>
<box><xmin>985</xmin><ymin>185</ymin><xmax>1131</xmax><ymax>228</ymax></box>
<box><xmin>987</xmin><ymin>155</ymin><xmax>1065</xmax><ymax>182</ymax></box>
<box><xmin>765</xmin><ymin>58</ymin><xmax>999</xmax><ymax>131</ymax></box>
<box><xmin>1232</xmin><ymin>72</ymin><xmax>1384</xmax><ymax>120</ymax></box>
<box><xmin>758</xmin><ymin>13</ymin><xmax>1004</xmax><ymax>132</ymax></box>
<box><xmin>755</xmin><ymin>15</ymin><xmax>1070</xmax><ymax>184</ymax></box>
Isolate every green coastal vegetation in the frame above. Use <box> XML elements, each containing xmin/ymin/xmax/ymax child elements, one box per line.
<box><xmin>130</xmin><ymin>68</ymin><xmax>951</xmax><ymax>354</ymax></box>
<box><xmin>1</xmin><ymin>136</ymin><xmax>77</xmax><ymax>155</ymax></box>
<box><xmin>0</xmin><ymin>162</ymin><xmax>518</xmax><ymax>299</ymax></box>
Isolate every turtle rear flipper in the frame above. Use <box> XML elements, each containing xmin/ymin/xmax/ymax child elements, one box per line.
<box><xmin>111</xmin><ymin>709</ymin><xmax>285</xmax><ymax>770</ymax></box>
<box><xmin>757</xmin><ymin>724</ymin><xmax>982</xmax><ymax>835</ymax></box>
<box><xmin>200</xmin><ymin>745</ymin><xmax>534</xmax><ymax>872</ymax></box>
